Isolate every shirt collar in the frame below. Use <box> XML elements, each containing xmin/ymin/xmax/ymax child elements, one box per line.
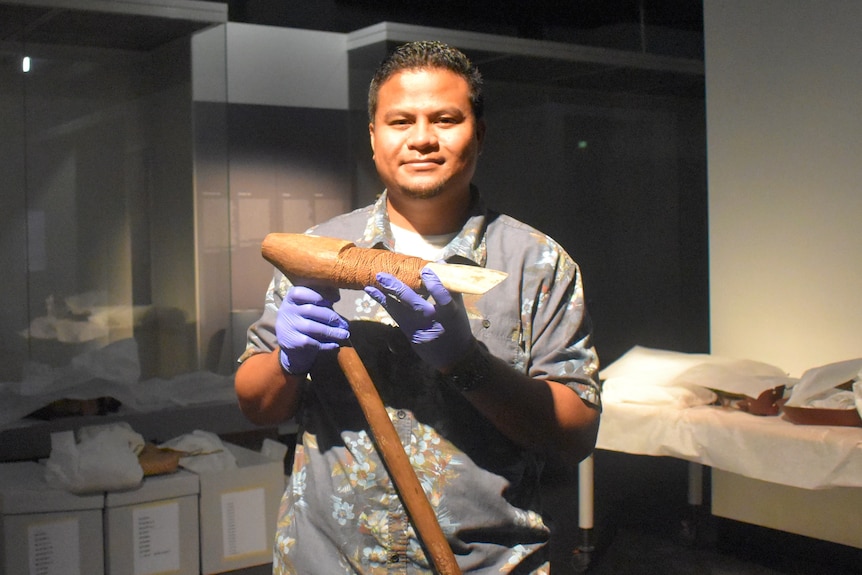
<box><xmin>357</xmin><ymin>187</ymin><xmax>488</xmax><ymax>267</ymax></box>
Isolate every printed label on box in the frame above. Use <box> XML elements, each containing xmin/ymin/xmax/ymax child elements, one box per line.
<box><xmin>221</xmin><ymin>488</ymin><xmax>266</xmax><ymax>558</ymax></box>
<box><xmin>28</xmin><ymin>518</ymin><xmax>80</xmax><ymax>575</ymax></box>
<box><xmin>133</xmin><ymin>501</ymin><xmax>180</xmax><ymax>575</ymax></box>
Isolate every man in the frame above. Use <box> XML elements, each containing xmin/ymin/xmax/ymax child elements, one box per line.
<box><xmin>236</xmin><ymin>40</ymin><xmax>600</xmax><ymax>574</ymax></box>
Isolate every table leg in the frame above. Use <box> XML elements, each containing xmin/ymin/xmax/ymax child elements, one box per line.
<box><xmin>681</xmin><ymin>461</ymin><xmax>705</xmax><ymax>545</ymax></box>
<box><xmin>572</xmin><ymin>454</ymin><xmax>595</xmax><ymax>572</ymax></box>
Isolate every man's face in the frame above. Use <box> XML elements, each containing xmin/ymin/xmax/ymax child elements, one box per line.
<box><xmin>369</xmin><ymin>68</ymin><xmax>485</xmax><ymax>201</ymax></box>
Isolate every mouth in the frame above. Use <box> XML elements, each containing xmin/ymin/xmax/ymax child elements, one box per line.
<box><xmin>402</xmin><ymin>158</ymin><xmax>443</xmax><ymax>170</ymax></box>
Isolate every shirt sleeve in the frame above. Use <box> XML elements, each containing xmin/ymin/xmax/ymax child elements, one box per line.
<box><xmin>524</xmin><ymin>241</ymin><xmax>602</xmax><ymax>410</ymax></box>
<box><xmin>237</xmin><ymin>269</ymin><xmax>291</xmax><ymax>363</ymax></box>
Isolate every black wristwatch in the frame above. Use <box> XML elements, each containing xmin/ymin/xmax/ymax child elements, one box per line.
<box><xmin>439</xmin><ymin>341</ymin><xmax>491</xmax><ymax>392</ymax></box>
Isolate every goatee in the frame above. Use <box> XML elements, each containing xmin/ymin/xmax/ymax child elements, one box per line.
<box><xmin>399</xmin><ymin>183</ymin><xmax>445</xmax><ymax>200</ymax></box>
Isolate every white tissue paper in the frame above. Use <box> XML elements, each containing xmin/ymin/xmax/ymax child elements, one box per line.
<box><xmin>0</xmin><ymin>338</ymin><xmax>237</xmax><ymax>430</ymax></box>
<box><xmin>670</xmin><ymin>360</ymin><xmax>793</xmax><ymax>398</ymax></box>
<box><xmin>598</xmin><ymin>346</ymin><xmax>789</xmax><ymax>408</ymax></box>
<box><xmin>44</xmin><ymin>422</ymin><xmax>145</xmax><ymax>494</ymax></box>
<box><xmin>160</xmin><ymin>429</ymin><xmax>237</xmax><ymax>473</ymax></box>
<box><xmin>261</xmin><ymin>437</ymin><xmax>289</xmax><ymax>463</ymax></box>
<box><xmin>784</xmin><ymin>357</ymin><xmax>862</xmax><ymax>409</ymax></box>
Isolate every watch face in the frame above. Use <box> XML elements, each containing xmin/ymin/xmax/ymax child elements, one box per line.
<box><xmin>443</xmin><ymin>344</ymin><xmax>490</xmax><ymax>392</ymax></box>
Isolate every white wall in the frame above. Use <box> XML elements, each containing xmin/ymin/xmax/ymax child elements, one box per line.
<box><xmin>194</xmin><ymin>23</ymin><xmax>348</xmax><ymax>108</ymax></box>
<box><xmin>705</xmin><ymin>0</ymin><xmax>862</xmax><ymax>376</ymax></box>
<box><xmin>226</xmin><ymin>23</ymin><xmax>348</xmax><ymax>109</ymax></box>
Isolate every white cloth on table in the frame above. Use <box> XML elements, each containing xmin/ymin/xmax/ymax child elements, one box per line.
<box><xmin>597</xmin><ymin>402</ymin><xmax>862</xmax><ymax>490</ymax></box>
<box><xmin>596</xmin><ymin>347</ymin><xmax>862</xmax><ymax>490</ymax></box>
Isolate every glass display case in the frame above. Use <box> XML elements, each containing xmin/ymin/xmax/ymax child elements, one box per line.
<box><xmin>0</xmin><ymin>1</ymin><xmax>232</xmax><ymax>445</ymax></box>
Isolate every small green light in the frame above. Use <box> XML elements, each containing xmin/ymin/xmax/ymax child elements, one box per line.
<box><xmin>578</xmin><ymin>140</ymin><xmax>588</xmax><ymax>149</ymax></box>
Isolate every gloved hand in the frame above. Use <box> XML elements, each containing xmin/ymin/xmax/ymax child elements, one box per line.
<box><xmin>364</xmin><ymin>268</ymin><xmax>474</xmax><ymax>372</ymax></box>
<box><xmin>276</xmin><ymin>285</ymin><xmax>350</xmax><ymax>375</ymax></box>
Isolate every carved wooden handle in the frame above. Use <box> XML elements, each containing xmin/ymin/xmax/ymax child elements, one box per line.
<box><xmin>261</xmin><ymin>233</ymin><xmax>506</xmax><ymax>295</ymax></box>
<box><xmin>337</xmin><ymin>346</ymin><xmax>462</xmax><ymax>575</ymax></box>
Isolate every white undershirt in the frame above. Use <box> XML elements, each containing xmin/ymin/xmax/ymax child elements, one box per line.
<box><xmin>390</xmin><ymin>222</ymin><xmax>457</xmax><ymax>261</ymax></box>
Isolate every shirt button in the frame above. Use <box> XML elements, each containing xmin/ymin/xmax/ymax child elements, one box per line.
<box><xmin>482</xmin><ymin>319</ymin><xmax>491</xmax><ymax>328</ymax></box>
<box><xmin>396</xmin><ymin>409</ymin><xmax>406</xmax><ymax>419</ymax></box>
<box><xmin>389</xmin><ymin>553</ymin><xmax>400</xmax><ymax>563</ymax></box>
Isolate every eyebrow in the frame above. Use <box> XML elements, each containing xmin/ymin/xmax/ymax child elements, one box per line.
<box><xmin>381</xmin><ymin>107</ymin><xmax>467</xmax><ymax>120</ymax></box>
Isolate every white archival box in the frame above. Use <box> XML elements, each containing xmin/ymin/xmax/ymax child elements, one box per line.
<box><xmin>193</xmin><ymin>442</ymin><xmax>285</xmax><ymax>574</ymax></box>
<box><xmin>0</xmin><ymin>460</ymin><xmax>105</xmax><ymax>575</ymax></box>
<box><xmin>104</xmin><ymin>469</ymin><xmax>200</xmax><ymax>575</ymax></box>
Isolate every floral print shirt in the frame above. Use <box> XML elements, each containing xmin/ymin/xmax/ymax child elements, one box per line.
<box><xmin>242</xmin><ymin>190</ymin><xmax>600</xmax><ymax>574</ymax></box>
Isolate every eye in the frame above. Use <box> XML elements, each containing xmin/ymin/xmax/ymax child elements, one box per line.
<box><xmin>389</xmin><ymin>119</ymin><xmax>412</xmax><ymax>129</ymax></box>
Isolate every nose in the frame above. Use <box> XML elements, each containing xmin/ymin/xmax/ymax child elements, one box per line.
<box><xmin>407</xmin><ymin>118</ymin><xmax>438</xmax><ymax>152</ymax></box>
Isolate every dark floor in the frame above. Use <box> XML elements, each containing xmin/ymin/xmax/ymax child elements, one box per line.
<box><xmin>575</xmin><ymin>451</ymin><xmax>862</xmax><ymax>575</ymax></box>
<box><xmin>575</xmin><ymin>522</ymin><xmax>860</xmax><ymax>575</ymax></box>
<box><xmin>570</xmin><ymin>504</ymin><xmax>862</xmax><ymax>575</ymax></box>
<box><xmin>236</xmin><ymin>516</ymin><xmax>861</xmax><ymax>575</ymax></box>
<box><xmin>234</xmin><ymin>449</ymin><xmax>862</xmax><ymax>574</ymax></box>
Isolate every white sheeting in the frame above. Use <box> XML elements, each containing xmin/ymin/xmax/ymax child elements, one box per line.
<box><xmin>597</xmin><ymin>402</ymin><xmax>862</xmax><ymax>490</ymax></box>
<box><xmin>596</xmin><ymin>347</ymin><xmax>862</xmax><ymax>491</ymax></box>
<box><xmin>0</xmin><ymin>338</ymin><xmax>237</xmax><ymax>430</ymax></box>
<box><xmin>600</xmin><ymin>345</ymin><xmax>793</xmax><ymax>406</ymax></box>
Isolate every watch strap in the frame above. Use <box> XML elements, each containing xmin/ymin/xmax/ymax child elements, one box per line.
<box><xmin>438</xmin><ymin>341</ymin><xmax>491</xmax><ymax>392</ymax></box>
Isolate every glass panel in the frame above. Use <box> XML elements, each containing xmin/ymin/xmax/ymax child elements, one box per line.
<box><xmin>0</xmin><ymin>9</ymin><xmax>230</xmax><ymax>432</ymax></box>
<box><xmin>226</xmin><ymin>105</ymin><xmax>351</xmax><ymax>333</ymax></box>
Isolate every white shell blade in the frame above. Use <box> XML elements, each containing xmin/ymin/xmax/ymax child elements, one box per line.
<box><xmin>424</xmin><ymin>262</ymin><xmax>508</xmax><ymax>295</ymax></box>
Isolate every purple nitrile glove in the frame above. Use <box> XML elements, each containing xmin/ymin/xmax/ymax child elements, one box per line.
<box><xmin>364</xmin><ymin>268</ymin><xmax>474</xmax><ymax>372</ymax></box>
<box><xmin>276</xmin><ymin>285</ymin><xmax>350</xmax><ymax>375</ymax></box>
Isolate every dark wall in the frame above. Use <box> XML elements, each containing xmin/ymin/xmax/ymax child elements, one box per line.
<box><xmin>471</xmin><ymin>86</ymin><xmax>709</xmax><ymax>366</ymax></box>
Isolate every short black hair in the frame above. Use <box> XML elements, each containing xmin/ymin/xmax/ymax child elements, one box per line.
<box><xmin>368</xmin><ymin>40</ymin><xmax>484</xmax><ymax>123</ymax></box>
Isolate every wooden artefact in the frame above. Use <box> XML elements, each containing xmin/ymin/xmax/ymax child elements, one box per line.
<box><xmin>260</xmin><ymin>232</ymin><xmax>477</xmax><ymax>574</ymax></box>
<box><xmin>338</xmin><ymin>346</ymin><xmax>462</xmax><ymax>575</ymax></box>
<box><xmin>262</xmin><ymin>233</ymin><xmax>506</xmax><ymax>295</ymax></box>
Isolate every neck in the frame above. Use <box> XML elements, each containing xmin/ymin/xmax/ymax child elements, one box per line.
<box><xmin>386</xmin><ymin>188</ymin><xmax>472</xmax><ymax>235</ymax></box>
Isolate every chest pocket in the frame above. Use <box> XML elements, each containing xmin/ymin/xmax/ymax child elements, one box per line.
<box><xmin>468</xmin><ymin>294</ymin><xmax>527</xmax><ymax>374</ymax></box>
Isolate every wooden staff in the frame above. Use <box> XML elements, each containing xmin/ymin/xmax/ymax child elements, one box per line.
<box><xmin>262</xmin><ymin>232</ymin><xmax>507</xmax><ymax>575</ymax></box>
<box><xmin>338</xmin><ymin>345</ymin><xmax>462</xmax><ymax>575</ymax></box>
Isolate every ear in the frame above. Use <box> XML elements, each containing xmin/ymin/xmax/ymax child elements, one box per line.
<box><xmin>368</xmin><ymin>122</ymin><xmax>376</xmax><ymax>156</ymax></box>
<box><xmin>475</xmin><ymin>119</ymin><xmax>487</xmax><ymax>153</ymax></box>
